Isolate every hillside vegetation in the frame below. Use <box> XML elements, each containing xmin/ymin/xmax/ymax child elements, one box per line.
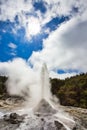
<box><xmin>51</xmin><ymin>73</ymin><xmax>87</xmax><ymax>108</ymax></box>
<box><xmin>0</xmin><ymin>73</ymin><xmax>87</xmax><ymax>108</ymax></box>
<box><xmin>0</xmin><ymin>76</ymin><xmax>7</xmax><ymax>98</ymax></box>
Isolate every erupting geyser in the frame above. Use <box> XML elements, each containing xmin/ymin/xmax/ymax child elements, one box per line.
<box><xmin>17</xmin><ymin>63</ymin><xmax>76</xmax><ymax>130</ymax></box>
<box><xmin>34</xmin><ymin>63</ymin><xmax>57</xmax><ymax>114</ymax></box>
<box><xmin>41</xmin><ymin>63</ymin><xmax>51</xmax><ymax>100</ymax></box>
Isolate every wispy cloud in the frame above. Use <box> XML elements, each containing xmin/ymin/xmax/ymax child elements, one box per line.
<box><xmin>8</xmin><ymin>43</ymin><xmax>17</xmax><ymax>56</ymax></box>
<box><xmin>8</xmin><ymin>43</ymin><xmax>17</xmax><ymax>49</ymax></box>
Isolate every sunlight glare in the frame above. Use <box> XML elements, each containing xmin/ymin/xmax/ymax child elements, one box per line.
<box><xmin>27</xmin><ymin>17</ymin><xmax>41</xmax><ymax>37</ymax></box>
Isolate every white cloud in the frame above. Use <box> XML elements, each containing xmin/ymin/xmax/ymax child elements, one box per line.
<box><xmin>39</xmin><ymin>0</ymin><xmax>87</xmax><ymax>26</ymax></box>
<box><xmin>8</xmin><ymin>43</ymin><xmax>17</xmax><ymax>49</ymax></box>
<box><xmin>43</xmin><ymin>0</ymin><xmax>87</xmax><ymax>15</ymax></box>
<box><xmin>29</xmin><ymin>9</ymin><xmax>87</xmax><ymax>73</ymax></box>
<box><xmin>0</xmin><ymin>0</ymin><xmax>33</xmax><ymax>22</ymax></box>
<box><xmin>0</xmin><ymin>0</ymin><xmax>34</xmax><ymax>39</ymax></box>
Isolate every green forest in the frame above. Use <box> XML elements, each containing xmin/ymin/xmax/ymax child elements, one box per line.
<box><xmin>0</xmin><ymin>76</ymin><xmax>7</xmax><ymax>98</ymax></box>
<box><xmin>51</xmin><ymin>73</ymin><xmax>87</xmax><ymax>108</ymax></box>
<box><xmin>0</xmin><ymin>73</ymin><xmax>87</xmax><ymax>108</ymax></box>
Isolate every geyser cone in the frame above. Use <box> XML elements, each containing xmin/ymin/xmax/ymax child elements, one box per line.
<box><xmin>34</xmin><ymin>99</ymin><xmax>57</xmax><ymax>114</ymax></box>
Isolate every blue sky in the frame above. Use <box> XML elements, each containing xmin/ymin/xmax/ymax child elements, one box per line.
<box><xmin>0</xmin><ymin>0</ymin><xmax>87</xmax><ymax>79</ymax></box>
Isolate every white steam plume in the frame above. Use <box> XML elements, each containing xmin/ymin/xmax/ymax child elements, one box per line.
<box><xmin>0</xmin><ymin>58</ymin><xmax>43</xmax><ymax>107</ymax></box>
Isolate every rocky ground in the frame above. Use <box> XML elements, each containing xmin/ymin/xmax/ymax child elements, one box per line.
<box><xmin>0</xmin><ymin>97</ymin><xmax>87</xmax><ymax>130</ymax></box>
<box><xmin>64</xmin><ymin>106</ymin><xmax>87</xmax><ymax>130</ymax></box>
